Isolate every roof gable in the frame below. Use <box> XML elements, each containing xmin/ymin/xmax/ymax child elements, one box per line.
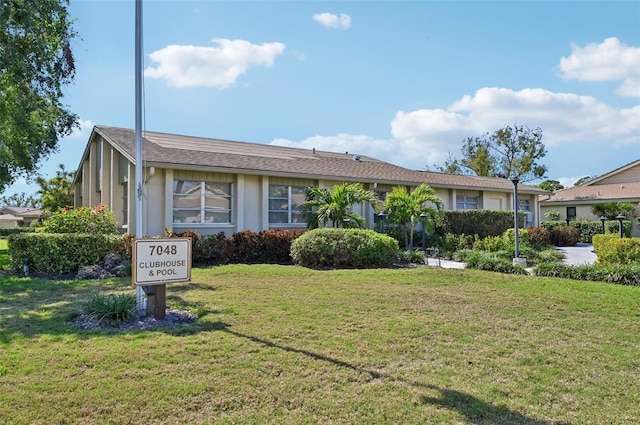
<box><xmin>583</xmin><ymin>159</ymin><xmax>640</xmax><ymax>186</ymax></box>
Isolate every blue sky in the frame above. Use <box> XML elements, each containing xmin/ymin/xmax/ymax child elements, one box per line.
<box><xmin>4</xmin><ymin>0</ymin><xmax>640</xmax><ymax>197</ymax></box>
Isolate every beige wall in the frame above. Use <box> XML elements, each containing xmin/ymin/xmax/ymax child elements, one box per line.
<box><xmin>596</xmin><ymin>164</ymin><xmax>640</xmax><ymax>185</ymax></box>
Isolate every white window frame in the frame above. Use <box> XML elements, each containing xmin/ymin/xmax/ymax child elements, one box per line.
<box><xmin>268</xmin><ymin>185</ymin><xmax>307</xmax><ymax>225</ymax></box>
<box><xmin>172</xmin><ymin>180</ymin><xmax>233</xmax><ymax>225</ymax></box>
<box><xmin>456</xmin><ymin>195</ymin><xmax>479</xmax><ymax>210</ymax></box>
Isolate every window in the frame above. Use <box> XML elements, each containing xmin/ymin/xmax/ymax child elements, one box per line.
<box><xmin>173</xmin><ymin>180</ymin><xmax>232</xmax><ymax>224</ymax></box>
<box><xmin>518</xmin><ymin>199</ymin><xmax>531</xmax><ymax>211</ymax></box>
<box><xmin>121</xmin><ymin>182</ymin><xmax>128</xmax><ymax>226</ymax></box>
<box><xmin>567</xmin><ymin>207</ymin><xmax>576</xmax><ymax>221</ymax></box>
<box><xmin>456</xmin><ymin>195</ymin><xmax>479</xmax><ymax>210</ymax></box>
<box><xmin>269</xmin><ymin>185</ymin><xmax>306</xmax><ymax>224</ymax></box>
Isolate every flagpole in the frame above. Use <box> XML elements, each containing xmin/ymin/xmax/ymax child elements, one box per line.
<box><xmin>134</xmin><ymin>0</ymin><xmax>145</xmax><ymax>311</ymax></box>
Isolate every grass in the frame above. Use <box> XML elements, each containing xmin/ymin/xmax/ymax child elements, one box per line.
<box><xmin>0</xmin><ymin>264</ymin><xmax>639</xmax><ymax>424</ymax></box>
<box><xmin>0</xmin><ymin>239</ymin><xmax>8</xmax><ymax>270</ymax></box>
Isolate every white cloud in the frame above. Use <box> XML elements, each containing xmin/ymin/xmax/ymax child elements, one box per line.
<box><xmin>72</xmin><ymin>119</ymin><xmax>94</xmax><ymax>140</ymax></box>
<box><xmin>559</xmin><ymin>37</ymin><xmax>640</xmax><ymax>97</ymax></box>
<box><xmin>270</xmin><ymin>87</ymin><xmax>639</xmax><ymax>171</ymax></box>
<box><xmin>313</xmin><ymin>13</ymin><xmax>351</xmax><ymax>30</ymax></box>
<box><xmin>145</xmin><ymin>38</ymin><xmax>286</xmax><ymax>88</ymax></box>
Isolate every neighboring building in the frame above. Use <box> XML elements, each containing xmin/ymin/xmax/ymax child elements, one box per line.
<box><xmin>540</xmin><ymin>159</ymin><xmax>640</xmax><ymax>236</ymax></box>
<box><xmin>0</xmin><ymin>206</ymin><xmax>42</xmax><ymax>229</ymax></box>
<box><xmin>72</xmin><ymin>125</ymin><xmax>547</xmax><ymax>236</ymax></box>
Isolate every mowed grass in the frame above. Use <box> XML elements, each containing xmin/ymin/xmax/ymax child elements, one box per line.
<box><xmin>1</xmin><ymin>264</ymin><xmax>638</xmax><ymax>425</ymax></box>
<box><xmin>0</xmin><ymin>239</ymin><xmax>8</xmax><ymax>270</ymax></box>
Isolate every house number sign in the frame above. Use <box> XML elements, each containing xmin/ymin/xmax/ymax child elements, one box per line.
<box><xmin>133</xmin><ymin>238</ymin><xmax>192</xmax><ymax>286</ymax></box>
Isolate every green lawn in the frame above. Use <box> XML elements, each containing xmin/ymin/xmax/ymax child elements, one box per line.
<box><xmin>1</xmin><ymin>264</ymin><xmax>638</xmax><ymax>424</ymax></box>
<box><xmin>0</xmin><ymin>239</ymin><xmax>8</xmax><ymax>270</ymax></box>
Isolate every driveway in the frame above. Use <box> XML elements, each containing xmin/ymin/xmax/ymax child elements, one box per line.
<box><xmin>555</xmin><ymin>243</ymin><xmax>598</xmax><ymax>266</ymax></box>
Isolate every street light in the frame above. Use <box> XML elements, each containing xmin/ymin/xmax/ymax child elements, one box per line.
<box><xmin>420</xmin><ymin>212</ymin><xmax>428</xmax><ymax>249</ymax></box>
<box><xmin>377</xmin><ymin>211</ymin><xmax>386</xmax><ymax>233</ymax></box>
<box><xmin>600</xmin><ymin>216</ymin><xmax>607</xmax><ymax>234</ymax></box>
<box><xmin>511</xmin><ymin>176</ymin><xmax>520</xmax><ymax>260</ymax></box>
<box><xmin>616</xmin><ymin>214</ymin><xmax>625</xmax><ymax>238</ymax></box>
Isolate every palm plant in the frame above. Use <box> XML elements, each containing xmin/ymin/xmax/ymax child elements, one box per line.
<box><xmin>383</xmin><ymin>184</ymin><xmax>443</xmax><ymax>249</ymax></box>
<box><xmin>302</xmin><ymin>183</ymin><xmax>378</xmax><ymax>229</ymax></box>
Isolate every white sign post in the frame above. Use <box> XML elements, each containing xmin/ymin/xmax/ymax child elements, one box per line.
<box><xmin>132</xmin><ymin>238</ymin><xmax>192</xmax><ymax>319</ymax></box>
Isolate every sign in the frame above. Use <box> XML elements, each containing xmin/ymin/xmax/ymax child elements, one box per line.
<box><xmin>133</xmin><ymin>238</ymin><xmax>192</xmax><ymax>286</ymax></box>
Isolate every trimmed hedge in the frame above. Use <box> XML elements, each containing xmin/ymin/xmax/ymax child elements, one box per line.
<box><xmin>0</xmin><ymin>228</ymin><xmax>35</xmax><ymax>238</ymax></box>
<box><xmin>542</xmin><ymin>220</ymin><xmax>632</xmax><ymax>243</ymax></box>
<box><xmin>290</xmin><ymin>228</ymin><xmax>399</xmax><ymax>269</ymax></box>
<box><xmin>8</xmin><ymin>233</ymin><xmax>120</xmax><ymax>275</ymax></box>
<box><xmin>437</xmin><ymin>210</ymin><xmax>522</xmax><ymax>239</ymax></box>
<box><xmin>593</xmin><ymin>234</ymin><xmax>640</xmax><ymax>266</ymax></box>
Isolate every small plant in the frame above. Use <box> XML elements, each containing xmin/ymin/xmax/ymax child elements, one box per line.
<box><xmin>398</xmin><ymin>250</ymin><xmax>426</xmax><ymax>264</ymax></box>
<box><xmin>83</xmin><ymin>293</ymin><xmax>137</xmax><ymax>326</ymax></box>
<box><xmin>544</xmin><ymin>211</ymin><xmax>561</xmax><ymax>221</ymax></box>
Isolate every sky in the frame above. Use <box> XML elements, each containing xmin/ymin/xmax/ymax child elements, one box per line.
<box><xmin>4</xmin><ymin>0</ymin><xmax>640</xmax><ymax>198</ymax></box>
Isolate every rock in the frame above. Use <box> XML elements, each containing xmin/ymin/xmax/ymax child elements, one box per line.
<box><xmin>75</xmin><ymin>254</ymin><xmax>130</xmax><ymax>280</ymax></box>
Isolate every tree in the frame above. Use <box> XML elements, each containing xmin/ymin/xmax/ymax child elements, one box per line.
<box><xmin>0</xmin><ymin>0</ymin><xmax>79</xmax><ymax>193</ymax></box>
<box><xmin>383</xmin><ymin>184</ymin><xmax>443</xmax><ymax>249</ymax></box>
<box><xmin>538</xmin><ymin>179</ymin><xmax>564</xmax><ymax>192</ymax></box>
<box><xmin>0</xmin><ymin>192</ymin><xmax>40</xmax><ymax>208</ymax></box>
<box><xmin>36</xmin><ymin>164</ymin><xmax>75</xmax><ymax>212</ymax></box>
<box><xmin>436</xmin><ymin>124</ymin><xmax>547</xmax><ymax>182</ymax></box>
<box><xmin>591</xmin><ymin>202</ymin><xmax>637</xmax><ymax>220</ymax></box>
<box><xmin>301</xmin><ymin>182</ymin><xmax>378</xmax><ymax>229</ymax></box>
<box><xmin>574</xmin><ymin>176</ymin><xmax>595</xmax><ymax>186</ymax></box>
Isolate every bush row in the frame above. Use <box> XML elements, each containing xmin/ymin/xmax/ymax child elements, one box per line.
<box><xmin>0</xmin><ymin>228</ymin><xmax>35</xmax><ymax>238</ymax></box>
<box><xmin>436</xmin><ymin>210</ymin><xmax>521</xmax><ymax>239</ymax></box>
<box><xmin>534</xmin><ymin>262</ymin><xmax>640</xmax><ymax>286</ymax></box>
<box><xmin>542</xmin><ymin>220</ymin><xmax>632</xmax><ymax>243</ymax></box>
<box><xmin>290</xmin><ymin>228</ymin><xmax>399</xmax><ymax>269</ymax></box>
<box><xmin>592</xmin><ymin>234</ymin><xmax>640</xmax><ymax>266</ymax></box>
<box><xmin>8</xmin><ymin>233</ymin><xmax>120</xmax><ymax>275</ymax></box>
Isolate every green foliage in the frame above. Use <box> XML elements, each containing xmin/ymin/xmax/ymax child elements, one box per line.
<box><xmin>455</xmin><ymin>249</ymin><xmax>528</xmax><ymax>275</ymax></box>
<box><xmin>41</xmin><ymin>204</ymin><xmax>118</xmax><ymax>234</ymax></box>
<box><xmin>83</xmin><ymin>293</ymin><xmax>136</xmax><ymax>326</ymax></box>
<box><xmin>302</xmin><ymin>183</ymin><xmax>378</xmax><ymax>229</ymax></box>
<box><xmin>538</xmin><ymin>180</ymin><xmax>563</xmax><ymax>192</ymax></box>
<box><xmin>542</xmin><ymin>219</ymin><xmax>631</xmax><ymax>243</ymax></box>
<box><xmin>436</xmin><ymin>124</ymin><xmax>547</xmax><ymax>182</ymax></box>
<box><xmin>503</xmin><ymin>228</ymin><xmax>529</xmax><ymax>246</ymax></box>
<box><xmin>0</xmin><ymin>192</ymin><xmax>40</xmax><ymax>208</ymax></box>
<box><xmin>574</xmin><ymin>176</ymin><xmax>595</xmax><ymax>186</ymax></box>
<box><xmin>543</xmin><ymin>210</ymin><xmax>560</xmax><ymax>220</ymax></box>
<box><xmin>472</xmin><ymin>235</ymin><xmax>508</xmax><ymax>252</ymax></box>
<box><xmin>549</xmin><ymin>225</ymin><xmax>579</xmax><ymax>246</ymax></box>
<box><xmin>398</xmin><ymin>249</ymin><xmax>426</xmax><ymax>264</ymax></box>
<box><xmin>0</xmin><ymin>0</ymin><xmax>79</xmax><ymax>192</ymax></box>
<box><xmin>590</xmin><ymin>202</ymin><xmax>637</xmax><ymax>220</ymax></box>
<box><xmin>0</xmin><ymin>227</ymin><xmax>35</xmax><ymax>237</ymax></box>
<box><xmin>383</xmin><ymin>184</ymin><xmax>443</xmax><ymax>249</ymax></box>
<box><xmin>290</xmin><ymin>228</ymin><xmax>399</xmax><ymax>269</ymax></box>
<box><xmin>593</xmin><ymin>234</ymin><xmax>640</xmax><ymax>266</ymax></box>
<box><xmin>428</xmin><ymin>233</ymin><xmax>475</xmax><ymax>258</ymax></box>
<box><xmin>534</xmin><ymin>262</ymin><xmax>640</xmax><ymax>286</ymax></box>
<box><xmin>0</xmin><ymin>239</ymin><xmax>8</xmax><ymax>269</ymax></box>
<box><xmin>8</xmin><ymin>233</ymin><xmax>120</xmax><ymax>274</ymax></box>
<box><xmin>36</xmin><ymin>163</ymin><xmax>75</xmax><ymax>212</ymax></box>
<box><xmin>437</xmin><ymin>210</ymin><xmax>519</xmax><ymax>238</ymax></box>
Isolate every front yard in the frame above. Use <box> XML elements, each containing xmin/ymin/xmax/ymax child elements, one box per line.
<box><xmin>1</xmin><ymin>264</ymin><xmax>638</xmax><ymax>424</ymax></box>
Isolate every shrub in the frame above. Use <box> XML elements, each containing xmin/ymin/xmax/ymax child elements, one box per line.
<box><xmin>503</xmin><ymin>228</ymin><xmax>529</xmax><ymax>246</ymax></box>
<box><xmin>550</xmin><ymin>226</ymin><xmax>579</xmax><ymax>246</ymax></box>
<box><xmin>534</xmin><ymin>262</ymin><xmax>640</xmax><ymax>286</ymax></box>
<box><xmin>83</xmin><ymin>293</ymin><xmax>137</xmax><ymax>326</ymax></box>
<box><xmin>456</xmin><ymin>249</ymin><xmax>528</xmax><ymax>275</ymax></box>
<box><xmin>398</xmin><ymin>250</ymin><xmax>426</xmax><ymax>264</ymax></box>
<box><xmin>437</xmin><ymin>210</ymin><xmax>520</xmax><ymax>239</ymax></box>
<box><xmin>527</xmin><ymin>226</ymin><xmax>552</xmax><ymax>247</ymax></box>
<box><xmin>113</xmin><ymin>233</ymin><xmax>135</xmax><ymax>260</ymax></box>
<box><xmin>593</xmin><ymin>234</ymin><xmax>640</xmax><ymax>266</ymax></box>
<box><xmin>290</xmin><ymin>228</ymin><xmax>399</xmax><ymax>269</ymax></box>
<box><xmin>472</xmin><ymin>235</ymin><xmax>507</xmax><ymax>252</ymax></box>
<box><xmin>544</xmin><ymin>211</ymin><xmax>560</xmax><ymax>221</ymax></box>
<box><xmin>429</xmin><ymin>233</ymin><xmax>475</xmax><ymax>258</ymax></box>
<box><xmin>0</xmin><ymin>228</ymin><xmax>35</xmax><ymax>238</ymax></box>
<box><xmin>259</xmin><ymin>229</ymin><xmax>304</xmax><ymax>264</ymax></box>
<box><xmin>41</xmin><ymin>204</ymin><xmax>118</xmax><ymax>234</ymax></box>
<box><xmin>8</xmin><ymin>233</ymin><xmax>120</xmax><ymax>274</ymax></box>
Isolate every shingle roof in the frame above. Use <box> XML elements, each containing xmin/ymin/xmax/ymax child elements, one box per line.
<box><xmin>541</xmin><ymin>181</ymin><xmax>640</xmax><ymax>203</ymax></box>
<box><xmin>94</xmin><ymin>125</ymin><xmax>546</xmax><ymax>194</ymax></box>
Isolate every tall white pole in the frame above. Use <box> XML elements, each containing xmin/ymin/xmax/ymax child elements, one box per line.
<box><xmin>135</xmin><ymin>0</ymin><xmax>145</xmax><ymax>310</ymax></box>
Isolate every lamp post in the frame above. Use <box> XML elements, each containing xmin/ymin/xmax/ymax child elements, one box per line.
<box><xmin>511</xmin><ymin>176</ymin><xmax>520</xmax><ymax>260</ymax></box>
<box><xmin>377</xmin><ymin>211</ymin><xmax>386</xmax><ymax>233</ymax></box>
<box><xmin>600</xmin><ymin>216</ymin><xmax>607</xmax><ymax>234</ymax></box>
<box><xmin>616</xmin><ymin>214</ymin><xmax>625</xmax><ymax>238</ymax></box>
<box><xmin>565</xmin><ymin>218</ymin><xmax>570</xmax><ymax>226</ymax></box>
<box><xmin>420</xmin><ymin>212</ymin><xmax>428</xmax><ymax>249</ymax></box>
